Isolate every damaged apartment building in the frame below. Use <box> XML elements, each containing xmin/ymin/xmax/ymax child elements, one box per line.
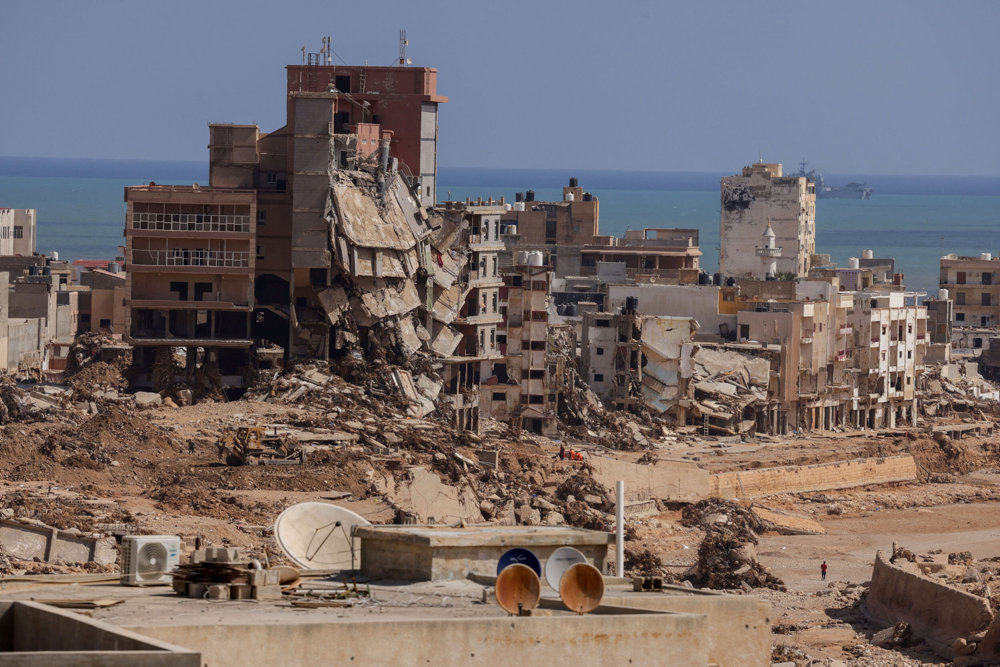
<box><xmin>121</xmin><ymin>45</ymin><xmax>558</xmax><ymax>434</ymax></box>
<box><xmin>581</xmin><ymin>277</ymin><xmax>930</xmax><ymax>435</ymax></box>
<box><xmin>122</xmin><ymin>48</ymin><xmax>452</xmax><ymax>394</ymax></box>
<box><xmin>499</xmin><ymin>179</ymin><xmax>702</xmax><ymax>281</ymax></box>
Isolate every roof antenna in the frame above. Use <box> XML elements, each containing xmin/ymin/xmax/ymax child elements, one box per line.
<box><xmin>398</xmin><ymin>29</ymin><xmax>411</xmax><ymax>66</ymax></box>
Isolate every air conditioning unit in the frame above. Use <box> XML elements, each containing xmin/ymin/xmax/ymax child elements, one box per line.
<box><xmin>120</xmin><ymin>535</ymin><xmax>181</xmax><ymax>586</ymax></box>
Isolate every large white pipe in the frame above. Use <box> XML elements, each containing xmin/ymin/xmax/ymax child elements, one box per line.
<box><xmin>616</xmin><ymin>480</ymin><xmax>625</xmax><ymax>578</ymax></box>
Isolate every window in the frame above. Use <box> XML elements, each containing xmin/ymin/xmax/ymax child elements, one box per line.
<box><xmin>596</xmin><ymin>319</ymin><xmax>611</xmax><ymax>328</ymax></box>
<box><xmin>492</xmin><ymin>257</ymin><xmax>498</xmax><ymax>276</ymax></box>
<box><xmin>256</xmin><ymin>245</ymin><xmax>265</xmax><ymax>259</ymax></box>
<box><xmin>957</xmin><ymin>271</ymin><xmax>967</xmax><ymax>284</ymax></box>
<box><xmin>492</xmin><ymin>392</ymin><xmax>505</xmax><ymax>401</ymax></box>
<box><xmin>489</xmin><ymin>329</ymin><xmax>495</xmax><ymax>346</ymax></box>
<box><xmin>974</xmin><ymin>338</ymin><xmax>983</xmax><ymax>349</ymax></box>
<box><xmin>956</xmin><ymin>292</ymin><xmax>966</xmax><ymax>305</ymax></box>
<box><xmin>257</xmin><ymin>210</ymin><xmax>266</xmax><ymax>223</ymax></box>
<box><xmin>984</xmin><ymin>273</ymin><xmax>993</xmax><ymax>285</ymax></box>
<box><xmin>956</xmin><ymin>312</ymin><xmax>966</xmax><ymax>322</ymax></box>
<box><xmin>596</xmin><ymin>347</ymin><xmax>605</xmax><ymax>356</ymax></box>
<box><xmin>529</xmin><ymin>369</ymin><xmax>545</xmax><ymax>379</ymax></box>
<box><xmin>528</xmin><ymin>395</ymin><xmax>543</xmax><ymax>405</ymax></box>
<box><xmin>594</xmin><ymin>373</ymin><xmax>604</xmax><ymax>382</ymax></box>
<box><xmin>983</xmin><ymin>316</ymin><xmax>990</xmax><ymax>327</ymax></box>
<box><xmin>983</xmin><ymin>293</ymin><xmax>992</xmax><ymax>306</ymax></box>
<box><xmin>265</xmin><ymin>172</ymin><xmax>277</xmax><ymax>185</ymax></box>
<box><xmin>13</xmin><ymin>226</ymin><xmax>23</xmax><ymax>239</ymax></box>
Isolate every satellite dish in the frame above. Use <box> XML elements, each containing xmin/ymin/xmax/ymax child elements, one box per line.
<box><xmin>495</xmin><ymin>563</ymin><xmax>541</xmax><ymax>615</ymax></box>
<box><xmin>559</xmin><ymin>562</ymin><xmax>604</xmax><ymax>614</ymax></box>
<box><xmin>273</xmin><ymin>502</ymin><xmax>371</xmax><ymax>570</ymax></box>
<box><xmin>497</xmin><ymin>547</ymin><xmax>541</xmax><ymax>577</ymax></box>
<box><xmin>544</xmin><ymin>546</ymin><xmax>587</xmax><ymax>590</ymax></box>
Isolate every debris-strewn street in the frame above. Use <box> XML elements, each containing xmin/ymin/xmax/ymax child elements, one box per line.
<box><xmin>5</xmin><ymin>335</ymin><xmax>1000</xmax><ymax>664</ymax></box>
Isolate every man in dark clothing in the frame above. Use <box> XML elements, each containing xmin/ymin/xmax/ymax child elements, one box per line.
<box><xmin>559</xmin><ymin>445</ymin><xmax>565</xmax><ymax>461</ymax></box>
<box><xmin>821</xmin><ymin>561</ymin><xmax>828</xmax><ymax>580</ymax></box>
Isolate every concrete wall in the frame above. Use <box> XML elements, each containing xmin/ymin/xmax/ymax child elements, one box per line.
<box><xmin>0</xmin><ymin>601</ymin><xmax>199</xmax><ymax>665</ymax></box>
<box><xmin>590</xmin><ymin>456</ymin><xmax>710</xmax><ymax>502</ymax></box>
<box><xmin>0</xmin><ymin>271</ymin><xmax>7</xmax><ymax>371</ymax></box>
<box><xmin>602</xmin><ymin>588</ymin><xmax>771</xmax><ymax>667</ymax></box>
<box><xmin>606</xmin><ymin>284</ymin><xmax>735</xmax><ymax>339</ymax></box>
<box><xmin>710</xmin><ymin>455</ymin><xmax>917</xmax><ymax>499</ymax></box>
<box><xmin>864</xmin><ymin>550</ymin><xmax>992</xmax><ymax>657</ymax></box>
<box><xmin>132</xmin><ymin>611</ymin><xmax>708</xmax><ymax>667</ymax></box>
<box><xmin>7</xmin><ymin>317</ymin><xmax>41</xmax><ymax>372</ymax></box>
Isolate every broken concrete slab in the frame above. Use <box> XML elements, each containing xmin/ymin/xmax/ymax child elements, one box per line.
<box><xmin>134</xmin><ymin>391</ymin><xmax>163</xmax><ymax>409</ymax></box>
<box><xmin>0</xmin><ymin>518</ymin><xmax>117</xmax><ymax>565</ymax></box>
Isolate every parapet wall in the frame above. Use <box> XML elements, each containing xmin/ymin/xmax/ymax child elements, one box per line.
<box><xmin>864</xmin><ymin>550</ymin><xmax>992</xmax><ymax>657</ymax></box>
<box><xmin>709</xmin><ymin>455</ymin><xmax>917</xmax><ymax>499</ymax></box>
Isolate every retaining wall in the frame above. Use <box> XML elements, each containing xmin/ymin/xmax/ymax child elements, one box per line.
<box><xmin>709</xmin><ymin>455</ymin><xmax>917</xmax><ymax>499</ymax></box>
<box><xmin>863</xmin><ymin>550</ymin><xmax>992</xmax><ymax>657</ymax></box>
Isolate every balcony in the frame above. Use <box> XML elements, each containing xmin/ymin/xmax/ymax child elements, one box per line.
<box><xmin>836</xmin><ymin>351</ymin><xmax>848</xmax><ymax>361</ymax></box>
<box><xmin>801</xmin><ymin>329</ymin><xmax>814</xmax><ymax>344</ymax></box>
<box><xmin>130</xmin><ymin>248</ymin><xmax>251</xmax><ymax>268</ymax></box>
<box><xmin>755</xmin><ymin>246</ymin><xmax>782</xmax><ymax>258</ymax></box>
<box><xmin>838</xmin><ymin>325</ymin><xmax>853</xmax><ymax>335</ymax></box>
<box><xmin>131</xmin><ymin>212</ymin><xmax>251</xmax><ymax>234</ymax></box>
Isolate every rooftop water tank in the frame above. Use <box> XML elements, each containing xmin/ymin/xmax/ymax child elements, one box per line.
<box><xmin>525</xmin><ymin>190</ymin><xmax>535</xmax><ymax>202</ymax></box>
<box><xmin>848</xmin><ymin>257</ymin><xmax>860</xmax><ymax>269</ymax></box>
<box><xmin>938</xmin><ymin>288</ymin><xmax>949</xmax><ymax>300</ymax></box>
<box><xmin>527</xmin><ymin>251</ymin><xmax>544</xmax><ymax>266</ymax></box>
<box><xmin>51</xmin><ymin>251</ymin><xmax>59</xmax><ymax>261</ymax></box>
<box><xmin>565</xmin><ymin>192</ymin><xmax>574</xmax><ymax>202</ymax></box>
<box><xmin>862</xmin><ymin>249</ymin><xmax>874</xmax><ymax>260</ymax></box>
<box><xmin>982</xmin><ymin>252</ymin><xmax>993</xmax><ymax>261</ymax></box>
<box><xmin>569</xmin><ymin>177</ymin><xmax>578</xmax><ymax>187</ymax></box>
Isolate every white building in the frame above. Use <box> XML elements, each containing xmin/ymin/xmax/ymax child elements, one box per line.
<box><xmin>0</xmin><ymin>209</ymin><xmax>37</xmax><ymax>257</ymax></box>
<box><xmin>720</xmin><ymin>163</ymin><xmax>815</xmax><ymax>279</ymax></box>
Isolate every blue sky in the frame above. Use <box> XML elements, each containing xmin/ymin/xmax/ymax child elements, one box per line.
<box><xmin>2</xmin><ymin>0</ymin><xmax>998</xmax><ymax>175</ymax></box>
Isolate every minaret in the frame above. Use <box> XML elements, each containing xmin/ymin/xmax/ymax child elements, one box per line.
<box><xmin>755</xmin><ymin>220</ymin><xmax>781</xmax><ymax>279</ymax></box>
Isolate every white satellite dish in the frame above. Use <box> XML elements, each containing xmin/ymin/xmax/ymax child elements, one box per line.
<box><xmin>544</xmin><ymin>546</ymin><xmax>588</xmax><ymax>590</ymax></box>
<box><xmin>273</xmin><ymin>502</ymin><xmax>371</xmax><ymax>570</ymax></box>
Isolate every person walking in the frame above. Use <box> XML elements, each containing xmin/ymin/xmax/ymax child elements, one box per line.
<box><xmin>821</xmin><ymin>560</ymin><xmax>828</xmax><ymax>581</ymax></box>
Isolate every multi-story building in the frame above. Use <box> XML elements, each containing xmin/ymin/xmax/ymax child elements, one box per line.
<box><xmin>848</xmin><ymin>291</ymin><xmax>928</xmax><ymax>428</ymax></box>
<box><xmin>940</xmin><ymin>253</ymin><xmax>1000</xmax><ymax>328</ymax></box>
<box><xmin>720</xmin><ymin>162</ymin><xmax>816</xmax><ymax>278</ymax></box>
<box><xmin>0</xmin><ymin>208</ymin><xmax>37</xmax><ymax>256</ymax></box>
<box><xmin>500</xmin><ymin>179</ymin><xmax>701</xmax><ymax>280</ymax></box>
<box><xmin>485</xmin><ymin>252</ymin><xmax>556</xmax><ymax>434</ymax></box>
<box><xmin>284</xmin><ymin>61</ymin><xmax>448</xmax><ymax>207</ymax></box>
<box><xmin>123</xmin><ymin>185</ymin><xmax>256</xmax><ymax>388</ymax></box>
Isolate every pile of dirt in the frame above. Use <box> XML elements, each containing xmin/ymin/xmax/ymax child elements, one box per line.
<box><xmin>681</xmin><ymin>499</ymin><xmax>785</xmax><ymax>591</ymax></box>
<box><xmin>624</xmin><ymin>547</ymin><xmax>669</xmax><ymax>577</ymax></box>
<box><xmin>63</xmin><ymin>332</ymin><xmax>132</xmax><ymax>399</ymax></box>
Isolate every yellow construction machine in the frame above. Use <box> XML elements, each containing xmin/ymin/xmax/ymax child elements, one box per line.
<box><xmin>216</xmin><ymin>426</ymin><xmax>306</xmax><ymax>466</ymax></box>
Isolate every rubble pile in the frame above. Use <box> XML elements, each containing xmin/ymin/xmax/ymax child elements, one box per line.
<box><xmin>0</xmin><ymin>374</ymin><xmax>24</xmax><ymax>424</ymax></box>
<box><xmin>63</xmin><ymin>331</ymin><xmax>132</xmax><ymax>400</ymax></box>
<box><xmin>548</xmin><ymin>327</ymin><xmax>658</xmax><ymax>450</ymax></box>
<box><xmin>685</xmin><ymin>346</ymin><xmax>771</xmax><ymax>437</ymax></box>
<box><xmin>921</xmin><ymin>361</ymin><xmax>1000</xmax><ymax>418</ymax></box>
<box><xmin>680</xmin><ymin>499</ymin><xmax>785</xmax><ymax>591</ymax></box>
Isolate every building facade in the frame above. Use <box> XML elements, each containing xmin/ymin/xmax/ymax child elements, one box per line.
<box><xmin>720</xmin><ymin>162</ymin><xmax>816</xmax><ymax>279</ymax></box>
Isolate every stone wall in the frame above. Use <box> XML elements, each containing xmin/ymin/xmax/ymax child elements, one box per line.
<box><xmin>709</xmin><ymin>455</ymin><xmax>917</xmax><ymax>499</ymax></box>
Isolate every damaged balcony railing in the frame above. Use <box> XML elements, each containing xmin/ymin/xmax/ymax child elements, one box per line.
<box><xmin>131</xmin><ymin>212</ymin><xmax>251</xmax><ymax>233</ymax></box>
<box><xmin>130</xmin><ymin>248</ymin><xmax>251</xmax><ymax>268</ymax></box>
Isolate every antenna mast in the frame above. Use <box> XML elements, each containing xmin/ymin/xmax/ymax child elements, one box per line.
<box><xmin>398</xmin><ymin>29</ymin><xmax>410</xmax><ymax>66</ymax></box>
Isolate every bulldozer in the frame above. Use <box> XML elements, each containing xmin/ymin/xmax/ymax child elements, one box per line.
<box><xmin>216</xmin><ymin>426</ymin><xmax>306</xmax><ymax>466</ymax></box>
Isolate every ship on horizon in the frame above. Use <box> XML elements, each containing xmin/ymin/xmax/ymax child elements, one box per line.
<box><xmin>793</xmin><ymin>160</ymin><xmax>872</xmax><ymax>200</ymax></box>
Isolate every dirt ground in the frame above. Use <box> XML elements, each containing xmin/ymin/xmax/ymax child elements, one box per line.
<box><xmin>4</xmin><ymin>365</ymin><xmax>1000</xmax><ymax>664</ymax></box>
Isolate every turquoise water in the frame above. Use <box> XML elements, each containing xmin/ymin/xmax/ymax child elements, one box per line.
<box><xmin>1</xmin><ymin>160</ymin><xmax>998</xmax><ymax>295</ymax></box>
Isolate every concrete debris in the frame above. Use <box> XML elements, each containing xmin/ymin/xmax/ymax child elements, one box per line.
<box><xmin>680</xmin><ymin>499</ymin><xmax>786</xmax><ymax>591</ymax></box>
<box><xmin>686</xmin><ymin>345</ymin><xmax>771</xmax><ymax>436</ymax></box>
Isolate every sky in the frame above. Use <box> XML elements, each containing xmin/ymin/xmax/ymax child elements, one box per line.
<box><xmin>2</xmin><ymin>0</ymin><xmax>998</xmax><ymax>176</ymax></box>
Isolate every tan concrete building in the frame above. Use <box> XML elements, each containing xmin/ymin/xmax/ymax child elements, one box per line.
<box><xmin>123</xmin><ymin>185</ymin><xmax>256</xmax><ymax>389</ymax></box>
<box><xmin>940</xmin><ymin>253</ymin><xmax>1000</xmax><ymax>328</ymax></box>
<box><xmin>485</xmin><ymin>253</ymin><xmax>556</xmax><ymax>434</ymax></box>
<box><xmin>0</xmin><ymin>208</ymin><xmax>36</xmax><ymax>257</ymax></box>
<box><xmin>720</xmin><ymin>162</ymin><xmax>816</xmax><ymax>278</ymax></box>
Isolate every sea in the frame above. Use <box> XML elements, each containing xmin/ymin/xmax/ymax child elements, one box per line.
<box><xmin>1</xmin><ymin>157</ymin><xmax>999</xmax><ymax>296</ymax></box>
